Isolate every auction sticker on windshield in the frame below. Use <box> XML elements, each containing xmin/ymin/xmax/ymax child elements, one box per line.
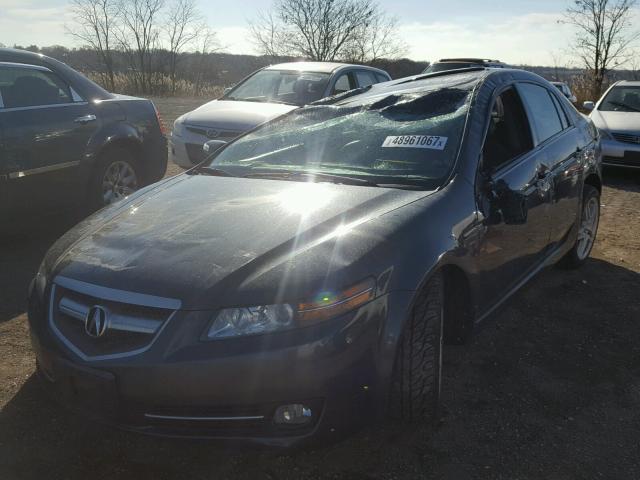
<box><xmin>382</xmin><ymin>135</ymin><xmax>448</xmax><ymax>150</ymax></box>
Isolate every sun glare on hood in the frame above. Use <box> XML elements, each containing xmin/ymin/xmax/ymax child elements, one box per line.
<box><xmin>277</xmin><ymin>183</ymin><xmax>335</xmax><ymax>216</ymax></box>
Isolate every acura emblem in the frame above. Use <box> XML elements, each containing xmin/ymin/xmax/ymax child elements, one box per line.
<box><xmin>206</xmin><ymin>129</ymin><xmax>219</xmax><ymax>139</ymax></box>
<box><xmin>85</xmin><ymin>305</ymin><xmax>108</xmax><ymax>338</ymax></box>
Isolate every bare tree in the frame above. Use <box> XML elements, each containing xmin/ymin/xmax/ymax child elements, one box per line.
<box><xmin>343</xmin><ymin>11</ymin><xmax>407</xmax><ymax>63</ymax></box>
<box><xmin>117</xmin><ymin>0</ymin><xmax>165</xmax><ymax>94</ymax></box>
<box><xmin>628</xmin><ymin>50</ymin><xmax>640</xmax><ymax>79</ymax></box>
<box><xmin>67</xmin><ymin>0</ymin><xmax>119</xmax><ymax>90</ymax></box>
<box><xmin>250</xmin><ymin>0</ymin><xmax>402</xmax><ymax>62</ymax></box>
<box><xmin>191</xmin><ymin>25</ymin><xmax>220</xmax><ymax>95</ymax></box>
<box><xmin>164</xmin><ymin>0</ymin><xmax>201</xmax><ymax>93</ymax></box>
<box><xmin>564</xmin><ymin>0</ymin><xmax>640</xmax><ymax>98</ymax></box>
<box><xmin>249</xmin><ymin>10</ymin><xmax>286</xmax><ymax>58</ymax></box>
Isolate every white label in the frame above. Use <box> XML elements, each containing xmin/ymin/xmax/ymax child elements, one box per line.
<box><xmin>381</xmin><ymin>135</ymin><xmax>448</xmax><ymax>150</ymax></box>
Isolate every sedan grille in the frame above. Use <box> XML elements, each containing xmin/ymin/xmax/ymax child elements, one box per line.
<box><xmin>49</xmin><ymin>279</ymin><xmax>179</xmax><ymax>360</ymax></box>
<box><xmin>611</xmin><ymin>132</ymin><xmax>640</xmax><ymax>144</ymax></box>
<box><xmin>185</xmin><ymin>126</ymin><xmax>240</xmax><ymax>140</ymax></box>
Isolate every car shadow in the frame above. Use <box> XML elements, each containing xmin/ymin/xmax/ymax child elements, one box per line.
<box><xmin>602</xmin><ymin>166</ymin><xmax>640</xmax><ymax>192</ymax></box>
<box><xmin>1</xmin><ymin>257</ymin><xmax>639</xmax><ymax>479</ymax></box>
<box><xmin>0</xmin><ymin>213</ymin><xmax>79</xmax><ymax>323</ymax></box>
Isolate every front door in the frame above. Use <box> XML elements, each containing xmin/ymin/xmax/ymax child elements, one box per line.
<box><xmin>0</xmin><ymin>63</ymin><xmax>99</xmax><ymax>221</ymax></box>
<box><xmin>474</xmin><ymin>86</ymin><xmax>554</xmax><ymax>312</ymax></box>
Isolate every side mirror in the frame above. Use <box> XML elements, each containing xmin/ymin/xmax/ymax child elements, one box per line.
<box><xmin>223</xmin><ymin>87</ymin><xmax>233</xmax><ymax>95</ymax></box>
<box><xmin>483</xmin><ymin>178</ymin><xmax>528</xmax><ymax>226</ymax></box>
<box><xmin>203</xmin><ymin>139</ymin><xmax>226</xmax><ymax>154</ymax></box>
<box><xmin>583</xmin><ymin>101</ymin><xmax>595</xmax><ymax>111</ymax></box>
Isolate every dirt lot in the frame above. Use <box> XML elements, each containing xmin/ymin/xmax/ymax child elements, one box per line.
<box><xmin>1</xmin><ymin>98</ymin><xmax>639</xmax><ymax>479</ymax></box>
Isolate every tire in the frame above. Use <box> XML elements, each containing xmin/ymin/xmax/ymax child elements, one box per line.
<box><xmin>559</xmin><ymin>184</ymin><xmax>600</xmax><ymax>269</ymax></box>
<box><xmin>89</xmin><ymin>147</ymin><xmax>141</xmax><ymax>209</ymax></box>
<box><xmin>388</xmin><ymin>271</ymin><xmax>444</xmax><ymax>423</ymax></box>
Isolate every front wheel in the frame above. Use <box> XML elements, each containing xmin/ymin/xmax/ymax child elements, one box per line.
<box><xmin>388</xmin><ymin>272</ymin><xmax>444</xmax><ymax>423</ymax></box>
<box><xmin>560</xmin><ymin>184</ymin><xmax>600</xmax><ymax>268</ymax></box>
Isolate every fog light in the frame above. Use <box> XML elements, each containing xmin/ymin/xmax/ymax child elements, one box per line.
<box><xmin>273</xmin><ymin>404</ymin><xmax>312</xmax><ymax>425</ymax></box>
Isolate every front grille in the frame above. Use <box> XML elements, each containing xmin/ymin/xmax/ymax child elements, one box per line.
<box><xmin>49</xmin><ymin>281</ymin><xmax>177</xmax><ymax>359</ymax></box>
<box><xmin>185</xmin><ymin>126</ymin><xmax>240</xmax><ymax>140</ymax></box>
<box><xmin>611</xmin><ymin>132</ymin><xmax>640</xmax><ymax>144</ymax></box>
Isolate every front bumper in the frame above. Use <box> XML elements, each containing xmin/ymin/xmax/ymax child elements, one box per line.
<box><xmin>28</xmin><ymin>281</ymin><xmax>411</xmax><ymax>447</ymax></box>
<box><xmin>168</xmin><ymin>134</ymin><xmax>197</xmax><ymax>169</ymax></box>
<box><xmin>601</xmin><ymin>137</ymin><xmax>640</xmax><ymax>168</ymax></box>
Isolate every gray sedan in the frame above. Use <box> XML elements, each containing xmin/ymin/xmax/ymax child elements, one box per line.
<box><xmin>584</xmin><ymin>80</ymin><xmax>640</xmax><ymax>169</ymax></box>
<box><xmin>169</xmin><ymin>62</ymin><xmax>390</xmax><ymax>167</ymax></box>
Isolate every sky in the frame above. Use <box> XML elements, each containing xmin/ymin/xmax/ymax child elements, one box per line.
<box><xmin>0</xmin><ymin>0</ymin><xmax>636</xmax><ymax>66</ymax></box>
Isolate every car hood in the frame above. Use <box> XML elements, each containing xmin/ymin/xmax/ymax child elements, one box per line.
<box><xmin>590</xmin><ymin>109</ymin><xmax>640</xmax><ymax>133</ymax></box>
<box><xmin>183</xmin><ymin>100</ymin><xmax>298</xmax><ymax>131</ymax></box>
<box><xmin>51</xmin><ymin>175</ymin><xmax>430</xmax><ymax>309</ymax></box>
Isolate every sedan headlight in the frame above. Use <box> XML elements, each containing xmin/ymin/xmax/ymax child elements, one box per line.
<box><xmin>204</xmin><ymin>278</ymin><xmax>375</xmax><ymax>339</ymax></box>
<box><xmin>172</xmin><ymin>118</ymin><xmax>185</xmax><ymax>137</ymax></box>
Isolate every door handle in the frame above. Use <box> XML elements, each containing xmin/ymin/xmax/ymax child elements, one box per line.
<box><xmin>74</xmin><ymin>114</ymin><xmax>97</xmax><ymax>124</ymax></box>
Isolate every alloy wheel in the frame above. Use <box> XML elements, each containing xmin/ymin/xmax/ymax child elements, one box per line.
<box><xmin>576</xmin><ymin>195</ymin><xmax>599</xmax><ymax>260</ymax></box>
<box><xmin>102</xmin><ymin>161</ymin><xmax>138</xmax><ymax>205</ymax></box>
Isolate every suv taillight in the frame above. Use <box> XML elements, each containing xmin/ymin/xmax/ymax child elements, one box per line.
<box><xmin>152</xmin><ymin>102</ymin><xmax>167</xmax><ymax>135</ymax></box>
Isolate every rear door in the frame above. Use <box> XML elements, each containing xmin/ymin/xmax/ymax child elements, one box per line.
<box><xmin>516</xmin><ymin>82</ymin><xmax>583</xmax><ymax>245</ymax></box>
<box><xmin>0</xmin><ymin>63</ymin><xmax>99</xmax><ymax>219</ymax></box>
<box><xmin>475</xmin><ymin>86</ymin><xmax>554</xmax><ymax>311</ymax></box>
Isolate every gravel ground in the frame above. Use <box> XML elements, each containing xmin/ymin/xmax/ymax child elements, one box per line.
<box><xmin>1</xmin><ymin>98</ymin><xmax>639</xmax><ymax>479</ymax></box>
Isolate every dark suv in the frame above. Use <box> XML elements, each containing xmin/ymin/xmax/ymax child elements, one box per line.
<box><xmin>424</xmin><ymin>58</ymin><xmax>509</xmax><ymax>73</ymax></box>
<box><xmin>0</xmin><ymin>49</ymin><xmax>167</xmax><ymax>222</ymax></box>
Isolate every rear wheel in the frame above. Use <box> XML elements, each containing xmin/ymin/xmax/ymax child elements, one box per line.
<box><xmin>90</xmin><ymin>147</ymin><xmax>140</xmax><ymax>208</ymax></box>
<box><xmin>559</xmin><ymin>184</ymin><xmax>600</xmax><ymax>269</ymax></box>
<box><xmin>388</xmin><ymin>272</ymin><xmax>444</xmax><ymax>423</ymax></box>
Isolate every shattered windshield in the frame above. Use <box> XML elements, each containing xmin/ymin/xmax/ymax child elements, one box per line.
<box><xmin>210</xmin><ymin>83</ymin><xmax>473</xmax><ymax>190</ymax></box>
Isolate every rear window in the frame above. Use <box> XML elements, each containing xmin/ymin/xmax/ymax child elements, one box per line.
<box><xmin>599</xmin><ymin>85</ymin><xmax>640</xmax><ymax>112</ymax></box>
<box><xmin>211</xmin><ymin>83</ymin><xmax>474</xmax><ymax>190</ymax></box>
<box><xmin>518</xmin><ymin>83</ymin><xmax>564</xmax><ymax>144</ymax></box>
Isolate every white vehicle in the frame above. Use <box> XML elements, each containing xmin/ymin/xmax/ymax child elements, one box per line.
<box><xmin>170</xmin><ymin>62</ymin><xmax>391</xmax><ymax>168</ymax></box>
<box><xmin>584</xmin><ymin>80</ymin><xmax>640</xmax><ymax>169</ymax></box>
<box><xmin>551</xmin><ymin>81</ymin><xmax>577</xmax><ymax>103</ymax></box>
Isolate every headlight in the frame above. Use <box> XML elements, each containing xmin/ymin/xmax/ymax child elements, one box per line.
<box><xmin>206</xmin><ymin>304</ymin><xmax>295</xmax><ymax>339</ymax></box>
<box><xmin>204</xmin><ymin>278</ymin><xmax>375</xmax><ymax>339</ymax></box>
<box><xmin>172</xmin><ymin>118</ymin><xmax>185</xmax><ymax>137</ymax></box>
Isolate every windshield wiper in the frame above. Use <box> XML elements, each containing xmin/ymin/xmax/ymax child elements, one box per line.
<box><xmin>193</xmin><ymin>166</ymin><xmax>235</xmax><ymax>177</ymax></box>
<box><xmin>245</xmin><ymin>171</ymin><xmax>379</xmax><ymax>187</ymax></box>
<box><xmin>608</xmin><ymin>101</ymin><xmax>640</xmax><ymax>112</ymax></box>
<box><xmin>223</xmin><ymin>96</ymin><xmax>298</xmax><ymax>106</ymax></box>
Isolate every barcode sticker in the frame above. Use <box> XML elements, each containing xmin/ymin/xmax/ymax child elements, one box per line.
<box><xmin>382</xmin><ymin>135</ymin><xmax>448</xmax><ymax>150</ymax></box>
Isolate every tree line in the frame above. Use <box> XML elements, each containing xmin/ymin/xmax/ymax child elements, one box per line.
<box><xmin>5</xmin><ymin>0</ymin><xmax>640</xmax><ymax>99</ymax></box>
<box><xmin>58</xmin><ymin>0</ymin><xmax>409</xmax><ymax>96</ymax></box>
